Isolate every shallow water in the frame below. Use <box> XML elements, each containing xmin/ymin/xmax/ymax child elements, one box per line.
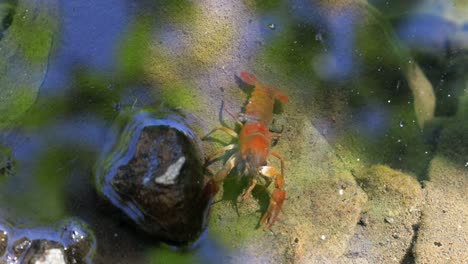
<box><xmin>0</xmin><ymin>0</ymin><xmax>467</xmax><ymax>263</ymax></box>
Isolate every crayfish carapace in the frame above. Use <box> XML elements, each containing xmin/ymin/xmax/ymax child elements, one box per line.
<box><xmin>203</xmin><ymin>72</ymin><xmax>288</xmax><ymax>230</ymax></box>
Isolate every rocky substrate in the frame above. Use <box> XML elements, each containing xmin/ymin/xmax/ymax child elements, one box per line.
<box><xmin>0</xmin><ymin>218</ymin><xmax>95</xmax><ymax>264</ymax></box>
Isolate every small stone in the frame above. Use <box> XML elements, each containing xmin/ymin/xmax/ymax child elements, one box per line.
<box><xmin>12</xmin><ymin>237</ymin><xmax>31</xmax><ymax>256</ymax></box>
<box><xmin>95</xmin><ymin>109</ymin><xmax>209</xmax><ymax>244</ymax></box>
<box><xmin>320</xmin><ymin>235</ymin><xmax>326</xmax><ymax>240</ymax></box>
<box><xmin>384</xmin><ymin>217</ymin><xmax>394</xmax><ymax>224</ymax></box>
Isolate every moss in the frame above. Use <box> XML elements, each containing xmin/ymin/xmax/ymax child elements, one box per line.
<box><xmin>354</xmin><ymin>4</ymin><xmax>410</xmax><ymax>71</ymax></box>
<box><xmin>263</xmin><ymin>23</ymin><xmax>321</xmax><ymax>79</ymax></box>
<box><xmin>8</xmin><ymin>3</ymin><xmax>56</xmax><ymax>63</ymax></box>
<box><xmin>158</xmin><ymin>83</ymin><xmax>200</xmax><ymax>111</ymax></box>
<box><xmin>355</xmin><ymin>165</ymin><xmax>421</xmax><ymax>202</ymax></box>
<box><xmin>0</xmin><ymin>85</ymin><xmax>36</xmax><ymax>127</ymax></box>
<box><xmin>0</xmin><ymin>1</ymin><xmax>57</xmax><ymax>127</ymax></box>
<box><xmin>147</xmin><ymin>246</ymin><xmax>197</xmax><ymax>264</ymax></box>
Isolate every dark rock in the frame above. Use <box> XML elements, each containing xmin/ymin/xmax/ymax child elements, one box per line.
<box><xmin>0</xmin><ymin>218</ymin><xmax>95</xmax><ymax>264</ymax></box>
<box><xmin>12</xmin><ymin>237</ymin><xmax>31</xmax><ymax>257</ymax></box>
<box><xmin>95</xmin><ymin>109</ymin><xmax>209</xmax><ymax>244</ymax></box>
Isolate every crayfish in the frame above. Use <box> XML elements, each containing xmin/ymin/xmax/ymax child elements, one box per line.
<box><xmin>203</xmin><ymin>72</ymin><xmax>288</xmax><ymax>230</ymax></box>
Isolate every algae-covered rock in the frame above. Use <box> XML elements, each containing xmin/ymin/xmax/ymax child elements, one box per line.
<box><xmin>412</xmin><ymin>90</ymin><xmax>468</xmax><ymax>263</ymax></box>
<box><xmin>95</xmin><ymin>108</ymin><xmax>209</xmax><ymax>244</ymax></box>
<box><xmin>414</xmin><ymin>156</ymin><xmax>468</xmax><ymax>263</ymax></box>
<box><xmin>342</xmin><ymin>165</ymin><xmax>423</xmax><ymax>263</ymax></box>
<box><xmin>354</xmin><ymin>165</ymin><xmax>422</xmax><ymax>202</ymax></box>
<box><xmin>0</xmin><ymin>0</ymin><xmax>57</xmax><ymax>127</ymax></box>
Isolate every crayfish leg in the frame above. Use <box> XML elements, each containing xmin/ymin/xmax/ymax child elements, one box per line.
<box><xmin>214</xmin><ymin>154</ymin><xmax>237</xmax><ymax>182</ymax></box>
<box><xmin>203</xmin><ymin>127</ymin><xmax>238</xmax><ymax>140</ymax></box>
<box><xmin>258</xmin><ymin>166</ymin><xmax>285</xmax><ymax>230</ymax></box>
<box><xmin>241</xmin><ymin>177</ymin><xmax>257</xmax><ymax>200</ymax></box>
<box><xmin>204</xmin><ymin>144</ymin><xmax>236</xmax><ymax>166</ymax></box>
<box><xmin>270</xmin><ymin>151</ymin><xmax>285</xmax><ymax>179</ymax></box>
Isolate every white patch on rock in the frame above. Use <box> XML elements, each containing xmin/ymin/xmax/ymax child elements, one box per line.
<box><xmin>34</xmin><ymin>248</ymin><xmax>66</xmax><ymax>264</ymax></box>
<box><xmin>155</xmin><ymin>156</ymin><xmax>186</xmax><ymax>185</ymax></box>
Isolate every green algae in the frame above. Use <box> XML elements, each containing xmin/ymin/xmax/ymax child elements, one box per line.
<box><xmin>263</xmin><ymin>23</ymin><xmax>321</xmax><ymax>80</ymax></box>
<box><xmin>148</xmin><ymin>246</ymin><xmax>198</xmax><ymax>264</ymax></box>
<box><xmin>436</xmin><ymin>92</ymin><xmax>468</xmax><ymax>164</ymax></box>
<box><xmin>242</xmin><ymin>0</ymin><xmax>283</xmax><ymax>12</ymax></box>
<box><xmin>156</xmin><ymin>0</ymin><xmax>195</xmax><ymax>24</ymax></box>
<box><xmin>116</xmin><ymin>16</ymin><xmax>152</xmax><ymax>81</ymax></box>
<box><xmin>356</xmin><ymin>165</ymin><xmax>421</xmax><ymax>203</ymax></box>
<box><xmin>0</xmin><ymin>145</ymin><xmax>14</xmax><ymax>179</ymax></box>
<box><xmin>159</xmin><ymin>84</ymin><xmax>200</xmax><ymax>111</ymax></box>
<box><xmin>0</xmin><ymin>0</ymin><xmax>57</xmax><ymax>127</ymax></box>
<box><xmin>354</xmin><ymin>19</ymin><xmax>406</xmax><ymax>70</ymax></box>
<box><xmin>8</xmin><ymin>4</ymin><xmax>56</xmax><ymax>63</ymax></box>
<box><xmin>121</xmin><ymin>1</ymin><xmax>235</xmax><ymax>112</ymax></box>
<box><xmin>335</xmin><ymin>105</ymin><xmax>431</xmax><ymax>178</ymax></box>
<box><xmin>2</xmin><ymin>149</ymin><xmax>67</xmax><ymax>224</ymax></box>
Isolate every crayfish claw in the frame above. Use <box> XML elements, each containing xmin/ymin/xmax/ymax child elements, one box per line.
<box><xmin>259</xmin><ymin>189</ymin><xmax>285</xmax><ymax>230</ymax></box>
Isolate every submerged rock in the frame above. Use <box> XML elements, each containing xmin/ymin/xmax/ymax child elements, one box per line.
<box><xmin>0</xmin><ymin>218</ymin><xmax>95</xmax><ymax>264</ymax></box>
<box><xmin>95</xmin><ymin>109</ymin><xmax>209</xmax><ymax>244</ymax></box>
<box><xmin>414</xmin><ymin>156</ymin><xmax>468</xmax><ymax>263</ymax></box>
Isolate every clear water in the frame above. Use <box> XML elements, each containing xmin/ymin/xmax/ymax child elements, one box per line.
<box><xmin>0</xmin><ymin>0</ymin><xmax>466</xmax><ymax>263</ymax></box>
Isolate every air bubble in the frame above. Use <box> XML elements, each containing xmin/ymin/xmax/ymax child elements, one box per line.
<box><xmin>399</xmin><ymin>121</ymin><xmax>405</xmax><ymax>128</ymax></box>
<box><xmin>315</xmin><ymin>33</ymin><xmax>322</xmax><ymax>41</ymax></box>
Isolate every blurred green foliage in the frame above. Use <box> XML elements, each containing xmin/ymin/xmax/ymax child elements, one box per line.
<box><xmin>242</xmin><ymin>0</ymin><xmax>283</xmax><ymax>12</ymax></box>
<box><xmin>1</xmin><ymin>149</ymin><xmax>67</xmax><ymax>224</ymax></box>
<box><xmin>437</xmin><ymin>93</ymin><xmax>468</xmax><ymax>164</ymax></box>
<box><xmin>156</xmin><ymin>0</ymin><xmax>195</xmax><ymax>24</ymax></box>
<box><xmin>8</xmin><ymin>2</ymin><xmax>56</xmax><ymax>63</ymax></box>
<box><xmin>0</xmin><ymin>0</ymin><xmax>57</xmax><ymax>127</ymax></box>
<box><xmin>264</xmin><ymin>23</ymin><xmax>321</xmax><ymax>80</ymax></box>
<box><xmin>116</xmin><ymin>15</ymin><xmax>152</xmax><ymax>82</ymax></box>
<box><xmin>148</xmin><ymin>246</ymin><xmax>198</xmax><ymax>264</ymax></box>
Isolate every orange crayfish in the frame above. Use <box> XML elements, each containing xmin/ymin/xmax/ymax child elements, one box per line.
<box><xmin>203</xmin><ymin>72</ymin><xmax>288</xmax><ymax>230</ymax></box>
